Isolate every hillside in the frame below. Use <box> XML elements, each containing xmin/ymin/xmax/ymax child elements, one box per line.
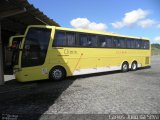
<box><xmin>151</xmin><ymin>44</ymin><xmax>160</xmax><ymax>55</ymax></box>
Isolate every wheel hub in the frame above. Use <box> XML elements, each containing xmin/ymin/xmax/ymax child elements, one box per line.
<box><xmin>123</xmin><ymin>64</ymin><xmax>127</xmax><ymax>70</ymax></box>
<box><xmin>53</xmin><ymin>69</ymin><xmax>62</xmax><ymax>79</ymax></box>
<box><xmin>132</xmin><ymin>63</ymin><xmax>137</xmax><ymax>70</ymax></box>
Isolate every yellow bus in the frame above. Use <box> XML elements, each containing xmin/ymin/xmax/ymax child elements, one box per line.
<box><xmin>11</xmin><ymin>25</ymin><xmax>150</xmax><ymax>82</ymax></box>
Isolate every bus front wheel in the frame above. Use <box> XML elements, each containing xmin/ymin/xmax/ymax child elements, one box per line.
<box><xmin>121</xmin><ymin>62</ymin><xmax>129</xmax><ymax>72</ymax></box>
<box><xmin>49</xmin><ymin>66</ymin><xmax>66</xmax><ymax>81</ymax></box>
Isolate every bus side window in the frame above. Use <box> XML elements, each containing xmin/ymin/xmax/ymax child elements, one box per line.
<box><xmin>98</xmin><ymin>36</ymin><xmax>106</xmax><ymax>47</ymax></box>
<box><xmin>53</xmin><ymin>31</ymin><xmax>66</xmax><ymax>47</ymax></box>
<box><xmin>119</xmin><ymin>38</ymin><xmax>126</xmax><ymax>48</ymax></box>
<box><xmin>66</xmin><ymin>32</ymin><xmax>76</xmax><ymax>46</ymax></box>
<box><xmin>105</xmin><ymin>36</ymin><xmax>112</xmax><ymax>48</ymax></box>
<box><xmin>112</xmin><ymin>37</ymin><xmax>118</xmax><ymax>48</ymax></box>
<box><xmin>144</xmin><ymin>41</ymin><xmax>149</xmax><ymax>49</ymax></box>
<box><xmin>88</xmin><ymin>35</ymin><xmax>97</xmax><ymax>47</ymax></box>
<box><xmin>130</xmin><ymin>39</ymin><xmax>135</xmax><ymax>49</ymax></box>
<box><xmin>117</xmin><ymin>39</ymin><xmax>121</xmax><ymax>48</ymax></box>
<box><xmin>126</xmin><ymin>39</ymin><xmax>131</xmax><ymax>48</ymax></box>
<box><xmin>79</xmin><ymin>33</ymin><xmax>88</xmax><ymax>47</ymax></box>
<box><xmin>135</xmin><ymin>39</ymin><xmax>141</xmax><ymax>49</ymax></box>
<box><xmin>141</xmin><ymin>40</ymin><xmax>145</xmax><ymax>49</ymax></box>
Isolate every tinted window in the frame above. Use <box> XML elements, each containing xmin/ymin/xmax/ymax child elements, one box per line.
<box><xmin>135</xmin><ymin>40</ymin><xmax>141</xmax><ymax>48</ymax></box>
<box><xmin>12</xmin><ymin>37</ymin><xmax>23</xmax><ymax>65</ymax></box>
<box><xmin>144</xmin><ymin>41</ymin><xmax>150</xmax><ymax>49</ymax></box>
<box><xmin>53</xmin><ymin>31</ymin><xmax>66</xmax><ymax>46</ymax></box>
<box><xmin>22</xmin><ymin>28</ymin><xmax>51</xmax><ymax>67</ymax></box>
<box><xmin>130</xmin><ymin>39</ymin><xmax>135</xmax><ymax>48</ymax></box>
<box><xmin>126</xmin><ymin>39</ymin><xmax>131</xmax><ymax>48</ymax></box>
<box><xmin>112</xmin><ymin>37</ymin><xmax>118</xmax><ymax>48</ymax></box>
<box><xmin>66</xmin><ymin>32</ymin><xmax>76</xmax><ymax>46</ymax></box>
<box><xmin>88</xmin><ymin>35</ymin><xmax>97</xmax><ymax>47</ymax></box>
<box><xmin>141</xmin><ymin>40</ymin><xmax>145</xmax><ymax>49</ymax></box>
<box><xmin>105</xmin><ymin>36</ymin><xmax>112</xmax><ymax>47</ymax></box>
<box><xmin>98</xmin><ymin>36</ymin><xmax>106</xmax><ymax>47</ymax></box>
<box><xmin>141</xmin><ymin>40</ymin><xmax>150</xmax><ymax>49</ymax></box>
<box><xmin>52</xmin><ymin>30</ymin><xmax>149</xmax><ymax>49</ymax></box>
<box><xmin>79</xmin><ymin>34</ymin><xmax>88</xmax><ymax>47</ymax></box>
<box><xmin>119</xmin><ymin>38</ymin><xmax>126</xmax><ymax>48</ymax></box>
<box><xmin>113</xmin><ymin>37</ymin><xmax>126</xmax><ymax>48</ymax></box>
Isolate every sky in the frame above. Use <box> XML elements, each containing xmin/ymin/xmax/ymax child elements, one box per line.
<box><xmin>28</xmin><ymin>0</ymin><xmax>160</xmax><ymax>43</ymax></box>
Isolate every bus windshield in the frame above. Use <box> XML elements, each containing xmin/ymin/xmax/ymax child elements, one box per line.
<box><xmin>22</xmin><ymin>27</ymin><xmax>51</xmax><ymax>67</ymax></box>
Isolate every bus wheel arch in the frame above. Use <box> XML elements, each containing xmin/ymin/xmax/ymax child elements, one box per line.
<box><xmin>121</xmin><ymin>61</ymin><xmax>129</xmax><ymax>72</ymax></box>
<box><xmin>49</xmin><ymin>65</ymin><xmax>66</xmax><ymax>81</ymax></box>
<box><xmin>131</xmin><ymin>61</ymin><xmax>138</xmax><ymax>71</ymax></box>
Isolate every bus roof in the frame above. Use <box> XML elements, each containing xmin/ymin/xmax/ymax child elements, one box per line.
<box><xmin>28</xmin><ymin>25</ymin><xmax>150</xmax><ymax>40</ymax></box>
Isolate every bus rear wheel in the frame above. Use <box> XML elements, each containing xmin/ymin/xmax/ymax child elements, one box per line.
<box><xmin>49</xmin><ymin>67</ymin><xmax>66</xmax><ymax>81</ymax></box>
<box><xmin>121</xmin><ymin>62</ymin><xmax>129</xmax><ymax>72</ymax></box>
<box><xmin>131</xmin><ymin>61</ymin><xmax>137</xmax><ymax>71</ymax></box>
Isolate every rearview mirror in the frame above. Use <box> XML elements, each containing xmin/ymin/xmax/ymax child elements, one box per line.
<box><xmin>8</xmin><ymin>35</ymin><xmax>24</xmax><ymax>48</ymax></box>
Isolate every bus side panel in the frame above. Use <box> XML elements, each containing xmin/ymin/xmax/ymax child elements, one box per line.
<box><xmin>48</xmin><ymin>47</ymin><xmax>151</xmax><ymax>77</ymax></box>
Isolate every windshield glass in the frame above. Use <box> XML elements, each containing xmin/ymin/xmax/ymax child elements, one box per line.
<box><xmin>22</xmin><ymin>27</ymin><xmax>51</xmax><ymax>67</ymax></box>
<box><xmin>11</xmin><ymin>37</ymin><xmax>23</xmax><ymax>66</ymax></box>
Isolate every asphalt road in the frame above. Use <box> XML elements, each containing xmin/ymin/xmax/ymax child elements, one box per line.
<box><xmin>0</xmin><ymin>56</ymin><xmax>160</xmax><ymax>120</ymax></box>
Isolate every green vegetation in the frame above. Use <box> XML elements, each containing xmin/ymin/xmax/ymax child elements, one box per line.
<box><xmin>151</xmin><ymin>44</ymin><xmax>160</xmax><ymax>55</ymax></box>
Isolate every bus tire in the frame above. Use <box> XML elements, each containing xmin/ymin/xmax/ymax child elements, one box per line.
<box><xmin>49</xmin><ymin>66</ymin><xmax>66</xmax><ymax>81</ymax></box>
<box><xmin>131</xmin><ymin>61</ymin><xmax>137</xmax><ymax>71</ymax></box>
<box><xmin>121</xmin><ymin>62</ymin><xmax>129</xmax><ymax>72</ymax></box>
